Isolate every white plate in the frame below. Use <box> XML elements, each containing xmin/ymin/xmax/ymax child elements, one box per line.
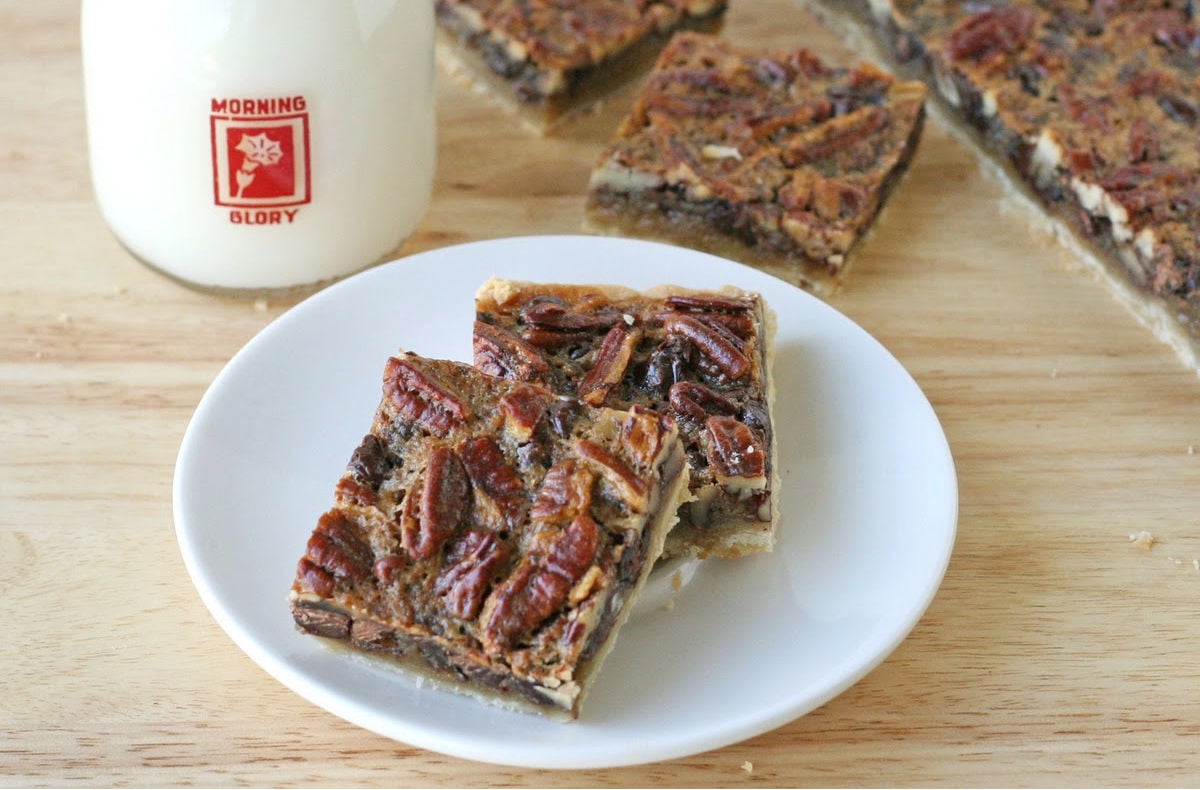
<box><xmin>174</xmin><ymin>235</ymin><xmax>957</xmax><ymax>769</ymax></box>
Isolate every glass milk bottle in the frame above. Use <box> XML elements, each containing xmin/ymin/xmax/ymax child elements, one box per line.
<box><xmin>82</xmin><ymin>0</ymin><xmax>436</xmax><ymax>293</ymax></box>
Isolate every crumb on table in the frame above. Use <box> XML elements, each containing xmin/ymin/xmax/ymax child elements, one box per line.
<box><xmin>1128</xmin><ymin>531</ymin><xmax>1155</xmax><ymax>550</ymax></box>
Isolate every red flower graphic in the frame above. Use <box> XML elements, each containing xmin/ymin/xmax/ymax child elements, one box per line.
<box><xmin>233</xmin><ymin>132</ymin><xmax>284</xmax><ymax>198</ymax></box>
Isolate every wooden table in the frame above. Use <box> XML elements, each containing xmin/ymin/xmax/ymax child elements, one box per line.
<box><xmin>4</xmin><ymin>1</ymin><xmax>1199</xmax><ymax>785</ymax></box>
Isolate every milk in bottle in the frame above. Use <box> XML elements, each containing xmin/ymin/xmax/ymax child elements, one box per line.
<box><xmin>82</xmin><ymin>0</ymin><xmax>436</xmax><ymax>292</ymax></box>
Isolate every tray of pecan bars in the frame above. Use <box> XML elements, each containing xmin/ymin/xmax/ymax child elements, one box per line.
<box><xmin>173</xmin><ymin>236</ymin><xmax>957</xmax><ymax>768</ymax></box>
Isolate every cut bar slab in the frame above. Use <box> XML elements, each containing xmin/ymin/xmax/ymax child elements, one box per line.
<box><xmin>435</xmin><ymin>0</ymin><xmax>727</xmax><ymax>133</ymax></box>
<box><xmin>475</xmin><ymin>278</ymin><xmax>777</xmax><ymax>560</ymax></box>
<box><xmin>289</xmin><ymin>352</ymin><xmax>690</xmax><ymax>719</ymax></box>
<box><xmin>804</xmin><ymin>0</ymin><xmax>1200</xmax><ymax>373</ymax></box>
<box><xmin>585</xmin><ymin>32</ymin><xmax>927</xmax><ymax>294</ymax></box>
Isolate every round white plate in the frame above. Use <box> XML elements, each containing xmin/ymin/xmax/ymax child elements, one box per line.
<box><xmin>174</xmin><ymin>235</ymin><xmax>957</xmax><ymax>769</ymax></box>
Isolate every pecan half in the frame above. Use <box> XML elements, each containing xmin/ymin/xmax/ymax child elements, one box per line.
<box><xmin>295</xmin><ymin>557</ymin><xmax>335</xmax><ymax>598</ymax></box>
<box><xmin>668</xmin><ymin>381</ymin><xmax>739</xmax><ymax>424</ymax></box>
<box><xmin>699</xmin><ymin>312</ymin><xmax>755</xmax><ymax>339</ymax></box>
<box><xmin>400</xmin><ymin>446</ymin><xmax>470</xmax><ymax>560</ymax></box>
<box><xmin>458</xmin><ymin>436</ymin><xmax>526</xmax><ymax>529</ymax></box>
<box><xmin>498</xmin><ymin>384</ymin><xmax>549</xmax><ymax>442</ymax></box>
<box><xmin>745</xmin><ymin>99</ymin><xmax>835</xmax><ymax>140</ymax></box>
<box><xmin>530</xmin><ymin>459</ymin><xmax>595</xmax><ymax>523</ymax></box>
<box><xmin>334</xmin><ymin>477</ymin><xmax>378</xmax><ymax>508</ymax></box>
<box><xmin>663</xmin><ymin>294</ymin><xmax>755</xmax><ymax>313</ymax></box>
<box><xmin>574</xmin><ymin>439</ymin><xmax>649</xmax><ymax>511</ymax></box>
<box><xmin>383</xmin><ymin>356</ymin><xmax>470</xmax><ymax>438</ymax></box>
<box><xmin>473</xmin><ymin>321</ymin><xmax>550</xmax><ymax>382</ymax></box>
<box><xmin>373</xmin><ymin>554</ymin><xmax>408</xmax><ymax>587</ymax></box>
<box><xmin>663</xmin><ymin>314</ymin><xmax>751</xmax><ymax>380</ymax></box>
<box><xmin>521</xmin><ymin>327</ymin><xmax>595</xmax><ymax>350</ymax></box>
<box><xmin>519</xmin><ymin>298</ymin><xmax>623</xmax><ymax>331</ymax></box>
<box><xmin>542</xmin><ymin>513</ymin><xmax>600</xmax><ymax>582</ymax></box>
<box><xmin>702</xmin><ymin>416</ymin><xmax>766</xmax><ymax>485</ymax></box>
<box><xmin>577</xmin><ymin>323</ymin><xmax>641</xmax><ymax>406</ymax></box>
<box><xmin>945</xmin><ymin>6</ymin><xmax>1036</xmax><ymax>63</ymax></box>
<box><xmin>782</xmin><ymin>105</ymin><xmax>888</xmax><ymax>165</ymax></box>
<box><xmin>481</xmin><ymin>514</ymin><xmax>600</xmax><ymax>653</ymax></box>
<box><xmin>644</xmin><ymin>88</ymin><xmax>764</xmax><ymax>120</ymax></box>
<box><xmin>620</xmin><ymin>405</ymin><xmax>671</xmax><ymax>468</ymax></box>
<box><xmin>655</xmin><ymin>307</ymin><xmax>755</xmax><ymax>340</ymax></box>
<box><xmin>657</xmin><ymin>302</ymin><xmax>748</xmax><ymax>336</ymax></box>
<box><xmin>480</xmin><ymin>563</ymin><xmax>569</xmax><ymax>654</ymax></box>
<box><xmin>299</xmin><ymin>511</ymin><xmax>374</xmax><ymax>594</ymax></box>
<box><xmin>435</xmin><ymin>529</ymin><xmax>511</xmax><ymax>620</ymax></box>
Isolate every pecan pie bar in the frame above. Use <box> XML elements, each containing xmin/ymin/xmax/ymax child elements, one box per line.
<box><xmin>585</xmin><ymin>32</ymin><xmax>927</xmax><ymax>294</ymax></box>
<box><xmin>435</xmin><ymin>0</ymin><xmax>727</xmax><ymax>133</ymax></box>
<box><xmin>289</xmin><ymin>352</ymin><xmax>690</xmax><ymax>718</ymax></box>
<box><xmin>804</xmin><ymin>0</ymin><xmax>1200</xmax><ymax>372</ymax></box>
<box><xmin>474</xmin><ymin>278</ymin><xmax>777</xmax><ymax>559</ymax></box>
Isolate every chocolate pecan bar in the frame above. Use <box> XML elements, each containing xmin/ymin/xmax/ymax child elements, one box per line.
<box><xmin>435</xmin><ymin>0</ymin><xmax>727</xmax><ymax>133</ymax></box>
<box><xmin>289</xmin><ymin>352</ymin><xmax>690</xmax><ymax>718</ymax></box>
<box><xmin>474</xmin><ymin>278</ymin><xmax>777</xmax><ymax>559</ymax></box>
<box><xmin>804</xmin><ymin>0</ymin><xmax>1200</xmax><ymax>372</ymax></box>
<box><xmin>585</xmin><ymin>32</ymin><xmax>927</xmax><ymax>294</ymax></box>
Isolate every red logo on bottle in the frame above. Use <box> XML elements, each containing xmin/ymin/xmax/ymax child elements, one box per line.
<box><xmin>210</xmin><ymin>96</ymin><xmax>311</xmax><ymax>209</ymax></box>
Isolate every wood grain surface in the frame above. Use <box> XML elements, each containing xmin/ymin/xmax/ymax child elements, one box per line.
<box><xmin>3</xmin><ymin>1</ymin><xmax>1199</xmax><ymax>786</ymax></box>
